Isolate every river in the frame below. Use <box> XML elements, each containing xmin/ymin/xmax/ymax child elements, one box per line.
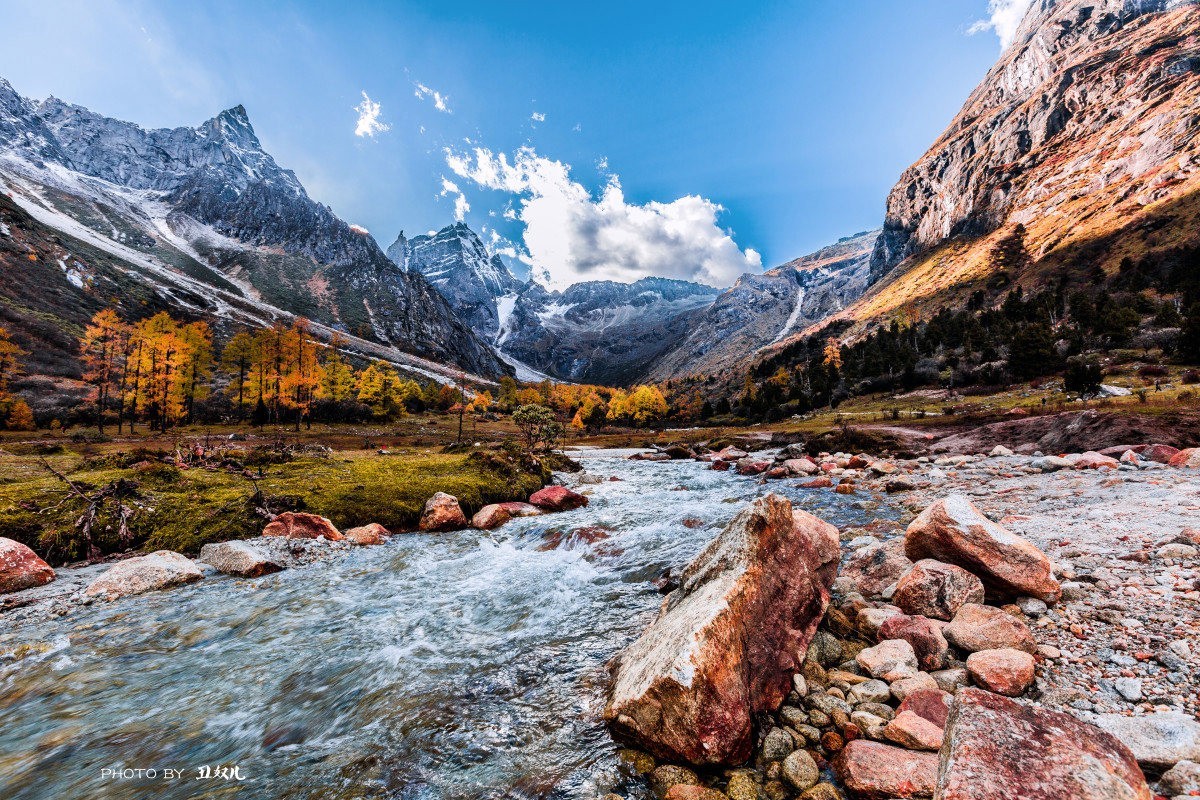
<box><xmin>0</xmin><ymin>449</ymin><xmax>897</xmax><ymax>800</ymax></box>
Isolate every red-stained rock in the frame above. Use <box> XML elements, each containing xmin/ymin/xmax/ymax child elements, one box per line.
<box><xmin>342</xmin><ymin>523</ymin><xmax>390</xmax><ymax>545</ymax></box>
<box><xmin>530</xmin><ymin>485</ymin><xmax>588</xmax><ymax>511</ymax></box>
<box><xmin>938</xmin><ymin>688</ymin><xmax>1151</xmax><ymax>800</ymax></box>
<box><xmin>783</xmin><ymin>457</ymin><xmax>819</xmax><ymax>476</ymax></box>
<box><xmin>944</xmin><ymin>603</ymin><xmax>1037</xmax><ymax>653</ymax></box>
<box><xmin>471</xmin><ymin>504</ymin><xmax>512</xmax><ymax>530</ymax></box>
<box><xmin>892</xmin><ymin>559</ymin><xmax>984</xmax><ymax>621</ymax></box>
<box><xmin>710</xmin><ymin>459</ymin><xmax>731</xmax><ymax>471</ymax></box>
<box><xmin>715</xmin><ymin>447</ymin><xmax>748</xmax><ymax>461</ymax></box>
<box><xmin>883</xmin><ymin>710</ymin><xmax>944</xmax><ymax>751</ymax></box>
<box><xmin>419</xmin><ymin>492</ymin><xmax>468</xmax><ymax>531</ymax></box>
<box><xmin>896</xmin><ymin>688</ymin><xmax>952</xmax><ymax>728</ymax></box>
<box><xmin>262</xmin><ymin>511</ymin><xmax>343</xmax><ymax>541</ymax></box>
<box><xmin>832</xmin><ymin>740</ymin><xmax>938</xmax><ymax>799</ymax></box>
<box><xmin>1169</xmin><ymin>448</ymin><xmax>1200</xmax><ymax>468</ymax></box>
<box><xmin>736</xmin><ymin>459</ymin><xmax>771</xmax><ymax>476</ymax></box>
<box><xmin>498</xmin><ymin>501</ymin><xmax>545</xmax><ymax>517</ymax></box>
<box><xmin>848</xmin><ymin>455</ymin><xmax>871</xmax><ymax>469</ymax></box>
<box><xmin>799</xmin><ymin>476</ymin><xmax>834</xmax><ymax>489</ymax></box>
<box><xmin>965</xmin><ymin>648</ymin><xmax>1037</xmax><ymax>696</ymax></box>
<box><xmin>843</xmin><ymin>539</ymin><xmax>914</xmax><ymax>597</ymax></box>
<box><xmin>878</xmin><ymin>614</ymin><xmax>949</xmax><ymax>671</ymax></box>
<box><xmin>904</xmin><ymin>496</ymin><xmax>1060</xmax><ymax>602</ymax></box>
<box><xmin>766</xmin><ymin>466</ymin><xmax>789</xmax><ymax>479</ymax></box>
<box><xmin>604</xmin><ymin>494</ymin><xmax>839</xmax><ymax>766</ymax></box>
<box><xmin>835</xmin><ymin>482</ymin><xmax>857</xmax><ymax>495</ymax></box>
<box><xmin>1142</xmin><ymin>444</ymin><xmax>1179</xmax><ymax>463</ymax></box>
<box><xmin>0</xmin><ymin>537</ymin><xmax>55</xmax><ymax>594</ymax></box>
<box><xmin>1067</xmin><ymin>451</ymin><xmax>1121</xmax><ymax>470</ymax></box>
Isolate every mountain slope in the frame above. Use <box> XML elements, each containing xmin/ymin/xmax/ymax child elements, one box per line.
<box><xmin>0</xmin><ymin>78</ymin><xmax>507</xmax><ymax>378</ymax></box>
<box><xmin>647</xmin><ymin>230</ymin><xmax>879</xmax><ymax>381</ymax></box>
<box><xmin>813</xmin><ymin>0</ymin><xmax>1200</xmax><ymax>337</ymax></box>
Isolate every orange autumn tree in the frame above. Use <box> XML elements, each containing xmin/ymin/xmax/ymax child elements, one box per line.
<box><xmin>0</xmin><ymin>325</ymin><xmax>32</xmax><ymax>430</ymax></box>
<box><xmin>80</xmin><ymin>309</ymin><xmax>129</xmax><ymax>433</ymax></box>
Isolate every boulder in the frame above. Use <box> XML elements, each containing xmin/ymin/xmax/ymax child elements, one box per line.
<box><xmin>1066</xmin><ymin>451</ymin><xmax>1121</xmax><ymax>470</ymax></box>
<box><xmin>904</xmin><ymin>496</ymin><xmax>1060</xmax><ymax>602</ymax></box>
<box><xmin>782</xmin><ymin>749</ymin><xmax>820</xmax><ymax>791</ymax></box>
<box><xmin>943</xmin><ymin>603</ymin><xmax>1037</xmax><ymax>653</ymax></box>
<box><xmin>1142</xmin><ymin>443</ymin><xmax>1179</xmax><ymax>464</ymax></box>
<box><xmin>892</xmin><ymin>560</ymin><xmax>984</xmax><ymax>621</ymax></box>
<box><xmin>1091</xmin><ymin>712</ymin><xmax>1200</xmax><ymax>771</ymax></box>
<box><xmin>419</xmin><ymin>492</ymin><xmax>468</xmax><ymax>531</ymax></box>
<box><xmin>832</xmin><ymin>740</ymin><xmax>938</xmax><ymax>799</ymax></box>
<box><xmin>1168</xmin><ymin>448</ymin><xmax>1200</xmax><ymax>468</ymax></box>
<box><xmin>1158</xmin><ymin>760</ymin><xmax>1200</xmax><ymax>796</ymax></box>
<box><xmin>783</xmin><ymin>458</ymin><xmax>820</xmax><ymax>476</ymax></box>
<box><xmin>878</xmin><ymin>615</ymin><xmax>949</xmax><ymax>671</ymax></box>
<box><xmin>263</xmin><ymin>511</ymin><xmax>343</xmax><ymax>541</ymax></box>
<box><xmin>856</xmin><ymin>639</ymin><xmax>918</xmax><ymax>682</ymax></box>
<box><xmin>896</xmin><ymin>689</ymin><xmax>952</xmax><ymax>728</ymax></box>
<box><xmin>84</xmin><ymin>551</ymin><xmax>203</xmax><ymax>600</ymax></box>
<box><xmin>965</xmin><ymin>648</ymin><xmax>1036</xmax><ymax>696</ymax></box>
<box><xmin>843</xmin><ymin>539</ymin><xmax>914</xmax><ymax>597</ymax></box>
<box><xmin>0</xmin><ymin>537</ymin><xmax>55</xmax><ymax>594</ymax></box>
<box><xmin>471</xmin><ymin>504</ymin><xmax>512</xmax><ymax>530</ymax></box>
<box><xmin>716</xmin><ymin>447</ymin><xmax>749</xmax><ymax>461</ymax></box>
<box><xmin>735</xmin><ymin>459</ymin><xmax>770</xmax><ymax>476</ymax></box>
<box><xmin>198</xmin><ymin>540</ymin><xmax>285</xmax><ymax>577</ymax></box>
<box><xmin>937</xmin><ymin>688</ymin><xmax>1151</xmax><ymax>800</ymax></box>
<box><xmin>799</xmin><ymin>476</ymin><xmax>833</xmax><ymax>489</ymax></box>
<box><xmin>342</xmin><ymin>523</ymin><xmax>390</xmax><ymax>545</ymax></box>
<box><xmin>604</xmin><ymin>494</ymin><xmax>839</xmax><ymax>765</ymax></box>
<box><xmin>886</xmin><ymin>477</ymin><xmax>916</xmax><ymax>493</ymax></box>
<box><xmin>498</xmin><ymin>501</ymin><xmax>545</xmax><ymax>517</ymax></box>
<box><xmin>883</xmin><ymin>710</ymin><xmax>944</xmax><ymax>751</ymax></box>
<box><xmin>529</xmin><ymin>485</ymin><xmax>588</xmax><ymax>511</ymax></box>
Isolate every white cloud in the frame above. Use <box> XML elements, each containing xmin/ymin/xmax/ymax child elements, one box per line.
<box><xmin>531</xmin><ymin>111</ymin><xmax>546</xmax><ymax>123</ymax></box>
<box><xmin>353</xmin><ymin>91</ymin><xmax>390</xmax><ymax>138</ymax></box>
<box><xmin>439</xmin><ymin>176</ymin><xmax>470</xmax><ymax>222</ymax></box>
<box><xmin>414</xmin><ymin>82</ymin><xmax>451</xmax><ymax>113</ymax></box>
<box><xmin>968</xmin><ymin>0</ymin><xmax>1034</xmax><ymax>49</ymax></box>
<box><xmin>348</xmin><ymin>224</ymin><xmax>370</xmax><ymax>235</ymax></box>
<box><xmin>445</xmin><ymin>145</ymin><xmax>761</xmax><ymax>290</ymax></box>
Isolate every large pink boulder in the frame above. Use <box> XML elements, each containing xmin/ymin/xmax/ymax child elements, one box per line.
<box><xmin>498</xmin><ymin>502</ymin><xmax>544</xmax><ymax>517</ymax></box>
<box><xmin>604</xmin><ymin>494</ymin><xmax>838</xmax><ymax>765</ymax></box>
<box><xmin>0</xmin><ymin>537</ymin><xmax>55</xmax><ymax>594</ymax></box>
<box><xmin>1066</xmin><ymin>451</ymin><xmax>1120</xmax><ymax>470</ymax></box>
<box><xmin>938</xmin><ymin>688</ymin><xmax>1151</xmax><ymax>800</ymax></box>
<box><xmin>419</xmin><ymin>492</ymin><xmax>468</xmax><ymax>531</ymax></box>
<box><xmin>1142</xmin><ymin>444</ymin><xmax>1179</xmax><ymax>463</ymax></box>
<box><xmin>471</xmin><ymin>504</ymin><xmax>512</xmax><ymax>530</ymax></box>
<box><xmin>892</xmin><ymin>559</ymin><xmax>984</xmax><ymax>621</ymax></box>
<box><xmin>1169</xmin><ymin>448</ymin><xmax>1200</xmax><ymax>468</ymax></box>
<box><xmin>878</xmin><ymin>614</ymin><xmax>950</xmax><ymax>671</ymax></box>
<box><xmin>944</xmin><ymin>603</ymin><xmax>1037</xmax><ymax>654</ymax></box>
<box><xmin>262</xmin><ymin>511</ymin><xmax>343</xmax><ymax>541</ymax></box>
<box><xmin>832</xmin><ymin>740</ymin><xmax>938</xmax><ymax>799</ymax></box>
<box><xmin>342</xmin><ymin>523</ymin><xmax>389</xmax><ymax>545</ymax></box>
<box><xmin>529</xmin><ymin>485</ymin><xmax>588</xmax><ymax>511</ymax></box>
<box><xmin>904</xmin><ymin>496</ymin><xmax>1060</xmax><ymax>602</ymax></box>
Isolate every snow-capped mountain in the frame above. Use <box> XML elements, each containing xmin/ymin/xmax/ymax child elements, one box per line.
<box><xmin>0</xmin><ymin>77</ymin><xmax>507</xmax><ymax>380</ymax></box>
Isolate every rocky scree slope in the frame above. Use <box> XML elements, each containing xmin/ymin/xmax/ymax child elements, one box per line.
<box><xmin>0</xmin><ymin>77</ymin><xmax>506</xmax><ymax>378</ymax></box>
<box><xmin>805</xmin><ymin>0</ymin><xmax>1200</xmax><ymax>338</ymax></box>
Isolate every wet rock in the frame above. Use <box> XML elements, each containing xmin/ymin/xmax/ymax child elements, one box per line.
<box><xmin>736</xmin><ymin>459</ymin><xmax>770</xmax><ymax>476</ymax></box>
<box><xmin>604</xmin><ymin>495</ymin><xmax>838</xmax><ymax>765</ymax></box>
<box><xmin>263</xmin><ymin>511</ymin><xmax>343</xmax><ymax>540</ymax></box>
<box><xmin>342</xmin><ymin>523</ymin><xmax>390</xmax><ymax>545</ymax></box>
<box><xmin>798</xmin><ymin>476</ymin><xmax>833</xmax><ymax>489</ymax></box>
<box><xmin>471</xmin><ymin>504</ymin><xmax>512</xmax><ymax>530</ymax></box>
<box><xmin>664</xmin><ymin>786</ymin><xmax>727</xmax><ymax>800</ymax></box>
<box><xmin>904</xmin><ymin>496</ymin><xmax>1060</xmax><ymax>602</ymax></box>
<box><xmin>529</xmin><ymin>485</ymin><xmax>588</xmax><ymax>511</ymax></box>
<box><xmin>650</xmin><ymin>765</ymin><xmax>700</xmax><ymax>798</ymax></box>
<box><xmin>856</xmin><ymin>639</ymin><xmax>918</xmax><ymax>682</ymax></box>
<box><xmin>198</xmin><ymin>540</ymin><xmax>285</xmax><ymax>577</ymax></box>
<box><xmin>892</xmin><ymin>559</ymin><xmax>984</xmax><ymax>621</ymax></box>
<box><xmin>1159</xmin><ymin>760</ymin><xmax>1200</xmax><ymax>796</ymax></box>
<box><xmin>877</xmin><ymin>614</ymin><xmax>949</xmax><ymax>671</ymax></box>
<box><xmin>497</xmin><ymin>501</ymin><xmax>545</xmax><ymax>517</ymax></box>
<box><xmin>938</xmin><ymin>688</ymin><xmax>1151</xmax><ymax>800</ymax></box>
<box><xmin>84</xmin><ymin>551</ymin><xmax>203</xmax><ymax>600</ymax></box>
<box><xmin>883</xmin><ymin>710</ymin><xmax>943</xmax><ymax>751</ymax></box>
<box><xmin>965</xmin><ymin>648</ymin><xmax>1036</xmax><ymax>696</ymax></box>
<box><xmin>1091</xmin><ymin>712</ymin><xmax>1200</xmax><ymax>771</ymax></box>
<box><xmin>832</xmin><ymin>740</ymin><xmax>938</xmax><ymax>799</ymax></box>
<box><xmin>783</xmin><ymin>458</ymin><xmax>819</xmax><ymax>476</ymax></box>
<box><xmin>843</xmin><ymin>539</ymin><xmax>914</xmax><ymax>597</ymax></box>
<box><xmin>419</xmin><ymin>492</ymin><xmax>469</xmax><ymax>531</ymax></box>
<box><xmin>944</xmin><ymin>604</ymin><xmax>1037</xmax><ymax>653</ymax></box>
<box><xmin>781</xmin><ymin>749</ymin><xmax>819</xmax><ymax>791</ymax></box>
<box><xmin>0</xmin><ymin>537</ymin><xmax>55</xmax><ymax>594</ymax></box>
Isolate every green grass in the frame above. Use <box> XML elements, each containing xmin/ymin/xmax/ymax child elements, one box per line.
<box><xmin>0</xmin><ymin>447</ymin><xmax>549</xmax><ymax>565</ymax></box>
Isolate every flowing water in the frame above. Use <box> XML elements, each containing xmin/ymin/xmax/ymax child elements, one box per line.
<box><xmin>0</xmin><ymin>451</ymin><xmax>897</xmax><ymax>800</ymax></box>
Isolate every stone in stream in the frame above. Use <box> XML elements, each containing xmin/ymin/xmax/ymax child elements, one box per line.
<box><xmin>84</xmin><ymin>551</ymin><xmax>203</xmax><ymax>600</ymax></box>
<box><xmin>342</xmin><ymin>523</ymin><xmax>390</xmax><ymax>545</ymax></box>
<box><xmin>262</xmin><ymin>511</ymin><xmax>343</xmax><ymax>541</ymax></box>
<box><xmin>943</xmin><ymin>603</ymin><xmax>1037</xmax><ymax>653</ymax></box>
<box><xmin>604</xmin><ymin>494</ymin><xmax>838</xmax><ymax>765</ymax></box>
<box><xmin>419</xmin><ymin>492</ymin><xmax>468</xmax><ymax>531</ymax></box>
<box><xmin>832</xmin><ymin>740</ymin><xmax>938</xmax><ymax>799</ymax></box>
<box><xmin>904</xmin><ymin>496</ymin><xmax>1060</xmax><ymax>602</ymax></box>
<box><xmin>892</xmin><ymin>559</ymin><xmax>984</xmax><ymax>621</ymax></box>
<box><xmin>0</xmin><ymin>537</ymin><xmax>55</xmax><ymax>594</ymax></box>
<box><xmin>471</xmin><ymin>504</ymin><xmax>512</xmax><ymax>530</ymax></box>
<box><xmin>529</xmin><ymin>485</ymin><xmax>588</xmax><ymax>511</ymax></box>
<box><xmin>937</xmin><ymin>688</ymin><xmax>1151</xmax><ymax>800</ymax></box>
<box><xmin>497</xmin><ymin>501</ymin><xmax>545</xmax><ymax>517</ymax></box>
<box><xmin>198</xmin><ymin>540</ymin><xmax>285</xmax><ymax>577</ymax></box>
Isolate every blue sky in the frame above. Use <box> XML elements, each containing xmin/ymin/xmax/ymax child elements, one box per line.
<box><xmin>0</xmin><ymin>0</ymin><xmax>1026</xmax><ymax>289</ymax></box>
